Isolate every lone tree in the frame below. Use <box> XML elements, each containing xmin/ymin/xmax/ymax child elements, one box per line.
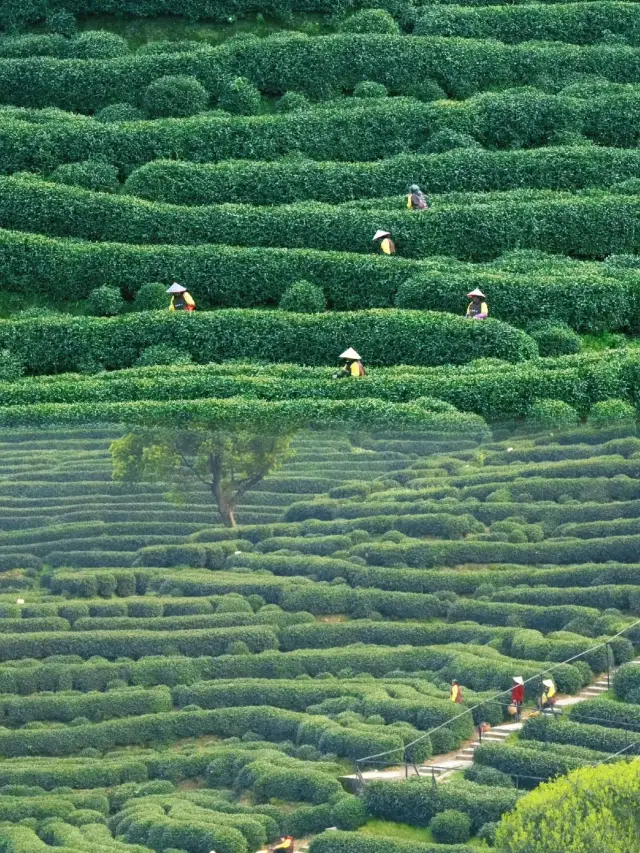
<box><xmin>110</xmin><ymin>428</ymin><xmax>295</xmax><ymax>527</ymax></box>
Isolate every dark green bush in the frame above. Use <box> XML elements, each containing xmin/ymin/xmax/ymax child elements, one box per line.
<box><xmin>353</xmin><ymin>81</ymin><xmax>388</xmax><ymax>99</ymax></box>
<box><xmin>339</xmin><ymin>9</ymin><xmax>400</xmax><ymax>34</ymax></box>
<box><xmin>527</xmin><ymin>399</ymin><xmax>580</xmax><ymax>429</ymax></box>
<box><xmin>135</xmin><ymin>345</ymin><xmax>193</xmax><ymax>367</ymax></box>
<box><xmin>72</xmin><ymin>31</ymin><xmax>128</xmax><ymax>59</ymax></box>
<box><xmin>133</xmin><ymin>283</ymin><xmax>170</xmax><ymax>311</ymax></box>
<box><xmin>86</xmin><ymin>286</ymin><xmax>124</xmax><ymax>317</ymax></box>
<box><xmin>423</xmin><ymin>130</ymin><xmax>481</xmax><ymax>153</ymax></box>
<box><xmin>144</xmin><ymin>75</ymin><xmax>209</xmax><ymax>118</ymax></box>
<box><xmin>50</xmin><ymin>160</ymin><xmax>119</xmax><ymax>193</ymax></box>
<box><xmin>0</xmin><ymin>350</ymin><xmax>24</xmax><ymax>382</ymax></box>
<box><xmin>588</xmin><ymin>399</ymin><xmax>637</xmax><ymax>427</ymax></box>
<box><xmin>95</xmin><ymin>103</ymin><xmax>144</xmax><ymax>123</ymax></box>
<box><xmin>429</xmin><ymin>810</ymin><xmax>472</xmax><ymax>844</ymax></box>
<box><xmin>276</xmin><ymin>92</ymin><xmax>310</xmax><ymax>112</ymax></box>
<box><xmin>218</xmin><ymin>77</ymin><xmax>261</xmax><ymax>116</ymax></box>
<box><xmin>46</xmin><ymin>10</ymin><xmax>76</xmax><ymax>37</ymax></box>
<box><xmin>279</xmin><ymin>281</ymin><xmax>326</xmax><ymax>313</ymax></box>
<box><xmin>527</xmin><ymin>321</ymin><xmax>581</xmax><ymax>356</ymax></box>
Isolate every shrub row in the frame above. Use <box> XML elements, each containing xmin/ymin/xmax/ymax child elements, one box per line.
<box><xmin>228</xmin><ymin>552</ymin><xmax>640</xmax><ymax>600</ymax></box>
<box><xmin>309</xmin><ymin>830</ymin><xmax>476</xmax><ymax>853</ymax></box>
<box><xmin>0</xmin><ymin>705</ymin><xmax>413</xmax><ymax>762</ymax></box>
<box><xmin>414</xmin><ymin>2</ymin><xmax>640</xmax><ymax>46</ymax></box>
<box><xmin>352</xmin><ymin>533</ymin><xmax>640</xmax><ymax>569</ymax></box>
<box><xmin>0</xmin><ymin>625</ymin><xmax>279</xmax><ymax>661</ymax></box>
<box><xmin>12</xmin><ymin>176</ymin><xmax>640</xmax><ymax>261</ymax></box>
<box><xmin>0</xmin><ymin>34</ymin><xmax>638</xmax><ymax>111</ymax></box>
<box><xmin>521</xmin><ymin>715</ymin><xmax>640</xmax><ymax>756</ymax></box>
<box><xmin>570</xmin><ymin>697</ymin><xmax>640</xmax><ymax>731</ymax></box>
<box><xmin>472</xmin><ymin>740</ymin><xmax>599</xmax><ymax>784</ymax></box>
<box><xmin>2</xmin><ymin>89</ymin><xmax>640</xmax><ymax>177</ymax></box>
<box><xmin>0</xmin><ymin>685</ymin><xmax>171</xmax><ymax>725</ymax></box>
<box><xmin>0</xmin><ymin>226</ymin><xmax>637</xmax><ymax>335</ymax></box>
<box><xmin>613</xmin><ymin>661</ymin><xmax>640</xmax><ymax>702</ymax></box>
<box><xmin>0</xmin><ymin>311</ymin><xmax>536</xmax><ymax>373</ymax></box>
<box><xmin>363</xmin><ymin>777</ymin><xmax>517</xmax><ymax>831</ymax></box>
<box><xmin>125</xmin><ymin>146</ymin><xmax>640</xmax><ymax>206</ymax></box>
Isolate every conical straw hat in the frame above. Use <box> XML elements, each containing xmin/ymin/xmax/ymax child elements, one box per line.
<box><xmin>339</xmin><ymin>347</ymin><xmax>361</xmax><ymax>360</ymax></box>
<box><xmin>373</xmin><ymin>230</ymin><xmax>390</xmax><ymax>241</ymax></box>
<box><xmin>467</xmin><ymin>288</ymin><xmax>486</xmax><ymax>298</ymax></box>
<box><xmin>513</xmin><ymin>676</ymin><xmax>524</xmax><ymax>685</ymax></box>
<box><xmin>167</xmin><ymin>283</ymin><xmax>187</xmax><ymax>294</ymax></box>
<box><xmin>542</xmin><ymin>679</ymin><xmax>554</xmax><ymax>688</ymax></box>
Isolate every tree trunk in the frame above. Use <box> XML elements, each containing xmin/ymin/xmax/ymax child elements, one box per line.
<box><xmin>209</xmin><ymin>450</ymin><xmax>237</xmax><ymax>527</ymax></box>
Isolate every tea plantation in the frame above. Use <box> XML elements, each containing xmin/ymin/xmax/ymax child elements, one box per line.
<box><xmin>3</xmin><ymin>0</ymin><xmax>640</xmax><ymax>849</ymax></box>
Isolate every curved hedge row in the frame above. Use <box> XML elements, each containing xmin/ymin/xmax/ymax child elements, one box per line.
<box><xmin>0</xmin><ymin>625</ymin><xmax>279</xmax><ymax>661</ymax></box>
<box><xmin>0</xmin><ymin>311</ymin><xmax>537</xmax><ymax>372</ymax></box>
<box><xmin>309</xmin><ymin>830</ymin><xmax>476</xmax><ymax>853</ymax></box>
<box><xmin>363</xmin><ymin>777</ymin><xmax>517</xmax><ymax>830</ymax></box>
<box><xmin>4</xmin><ymin>34</ymin><xmax>640</xmax><ymax>111</ymax></box>
<box><xmin>414</xmin><ymin>2</ymin><xmax>640</xmax><ymax>45</ymax></box>
<box><xmin>9</xmin><ymin>176</ymin><xmax>640</xmax><ymax>260</ymax></box>
<box><xmin>124</xmin><ymin>146</ymin><xmax>640</xmax><ymax>206</ymax></box>
<box><xmin>1</xmin><ymin>229</ymin><xmax>636</xmax><ymax>332</ymax></box>
<box><xmin>1</xmin><ymin>89</ymin><xmax>639</xmax><ymax>176</ymax></box>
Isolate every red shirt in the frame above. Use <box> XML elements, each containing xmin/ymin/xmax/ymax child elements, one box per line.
<box><xmin>511</xmin><ymin>684</ymin><xmax>525</xmax><ymax>703</ymax></box>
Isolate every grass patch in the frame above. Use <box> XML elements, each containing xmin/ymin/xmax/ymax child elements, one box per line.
<box><xmin>360</xmin><ymin>819</ymin><xmax>487</xmax><ymax>848</ymax></box>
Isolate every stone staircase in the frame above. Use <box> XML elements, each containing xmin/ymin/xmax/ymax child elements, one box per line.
<box><xmin>341</xmin><ymin>665</ymin><xmax>632</xmax><ymax>790</ymax></box>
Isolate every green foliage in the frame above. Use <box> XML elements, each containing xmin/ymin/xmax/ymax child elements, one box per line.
<box><xmin>144</xmin><ymin>74</ymin><xmax>209</xmax><ymax>118</ymax></box>
<box><xmin>276</xmin><ymin>92</ymin><xmax>310</xmax><ymax>112</ymax></box>
<box><xmin>340</xmin><ymin>9</ymin><xmax>400</xmax><ymax>34</ymax></box>
<box><xmin>423</xmin><ymin>130</ymin><xmax>481</xmax><ymax>154</ymax></box>
<box><xmin>133</xmin><ymin>282</ymin><xmax>170</xmax><ymax>312</ymax></box>
<box><xmin>0</xmin><ymin>349</ymin><xmax>24</xmax><ymax>382</ymax></box>
<box><xmin>49</xmin><ymin>160</ymin><xmax>119</xmax><ymax>193</ymax></box>
<box><xmin>353</xmin><ymin>81</ymin><xmax>388</xmax><ymax>99</ymax></box>
<box><xmin>527</xmin><ymin>321</ymin><xmax>581</xmax><ymax>357</ymax></box>
<box><xmin>494</xmin><ymin>761</ymin><xmax>640</xmax><ymax>852</ymax></box>
<box><xmin>135</xmin><ymin>345</ymin><xmax>193</xmax><ymax>367</ymax></box>
<box><xmin>218</xmin><ymin>77</ymin><xmax>261</xmax><ymax>116</ymax></box>
<box><xmin>527</xmin><ymin>399</ymin><xmax>580</xmax><ymax>429</ymax></box>
<box><xmin>588</xmin><ymin>398</ymin><xmax>637</xmax><ymax>427</ymax></box>
<box><xmin>429</xmin><ymin>810</ymin><xmax>472</xmax><ymax>844</ymax></box>
<box><xmin>46</xmin><ymin>10</ymin><xmax>76</xmax><ymax>37</ymax></box>
<box><xmin>86</xmin><ymin>286</ymin><xmax>124</xmax><ymax>317</ymax></box>
<box><xmin>95</xmin><ymin>102</ymin><xmax>144</xmax><ymax>123</ymax></box>
<box><xmin>279</xmin><ymin>281</ymin><xmax>327</xmax><ymax>313</ymax></box>
<box><xmin>72</xmin><ymin>31</ymin><xmax>129</xmax><ymax>59</ymax></box>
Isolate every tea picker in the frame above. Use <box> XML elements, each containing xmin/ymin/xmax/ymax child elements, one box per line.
<box><xmin>167</xmin><ymin>282</ymin><xmax>196</xmax><ymax>312</ymax></box>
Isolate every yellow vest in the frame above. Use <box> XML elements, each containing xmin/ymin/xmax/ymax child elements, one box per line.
<box><xmin>381</xmin><ymin>238</ymin><xmax>394</xmax><ymax>255</ymax></box>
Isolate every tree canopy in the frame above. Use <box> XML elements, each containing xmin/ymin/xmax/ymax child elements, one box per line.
<box><xmin>110</xmin><ymin>427</ymin><xmax>294</xmax><ymax>526</ymax></box>
<box><xmin>495</xmin><ymin>760</ymin><xmax>640</xmax><ymax>853</ymax></box>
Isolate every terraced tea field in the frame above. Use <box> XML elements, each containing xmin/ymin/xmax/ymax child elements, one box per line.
<box><xmin>4</xmin><ymin>0</ymin><xmax>640</xmax><ymax>848</ymax></box>
<box><xmin>0</xmin><ymin>423</ymin><xmax>637</xmax><ymax>851</ymax></box>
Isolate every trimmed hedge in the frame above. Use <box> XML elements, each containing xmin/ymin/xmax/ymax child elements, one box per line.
<box><xmin>521</xmin><ymin>715</ymin><xmax>640</xmax><ymax>756</ymax></box>
<box><xmin>124</xmin><ymin>146</ymin><xmax>640</xmax><ymax>206</ymax></box>
<box><xmin>363</xmin><ymin>777</ymin><xmax>517</xmax><ymax>830</ymax></box>
<box><xmin>0</xmin><ymin>89</ymin><xmax>638</xmax><ymax>177</ymax></box>
<box><xmin>0</xmin><ymin>227</ymin><xmax>637</xmax><ymax>334</ymax></box>
<box><xmin>0</xmin><ymin>626</ymin><xmax>279</xmax><ymax>661</ymax></box>
<box><xmin>0</xmin><ymin>311</ymin><xmax>536</xmax><ymax>374</ymax></box>
<box><xmin>414</xmin><ymin>2</ymin><xmax>640</xmax><ymax>46</ymax></box>
<box><xmin>309</xmin><ymin>831</ymin><xmax>476</xmax><ymax>853</ymax></box>
<box><xmin>472</xmin><ymin>740</ymin><xmax>599</xmax><ymax>784</ymax></box>
<box><xmin>11</xmin><ymin>177</ymin><xmax>640</xmax><ymax>261</ymax></box>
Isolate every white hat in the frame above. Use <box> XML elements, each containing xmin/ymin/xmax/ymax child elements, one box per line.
<box><xmin>542</xmin><ymin>679</ymin><xmax>554</xmax><ymax>688</ymax></box>
<box><xmin>467</xmin><ymin>288</ymin><xmax>486</xmax><ymax>298</ymax></box>
<box><xmin>339</xmin><ymin>347</ymin><xmax>361</xmax><ymax>360</ymax></box>
<box><xmin>513</xmin><ymin>676</ymin><xmax>524</xmax><ymax>685</ymax></box>
<box><xmin>167</xmin><ymin>283</ymin><xmax>187</xmax><ymax>294</ymax></box>
<box><xmin>373</xmin><ymin>230</ymin><xmax>390</xmax><ymax>241</ymax></box>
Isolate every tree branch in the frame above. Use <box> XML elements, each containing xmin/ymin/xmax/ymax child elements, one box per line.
<box><xmin>234</xmin><ymin>472</ymin><xmax>266</xmax><ymax>501</ymax></box>
<box><xmin>175</xmin><ymin>446</ymin><xmax>212</xmax><ymax>489</ymax></box>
